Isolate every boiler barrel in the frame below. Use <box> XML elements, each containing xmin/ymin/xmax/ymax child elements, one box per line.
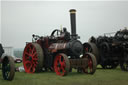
<box><xmin>48</xmin><ymin>40</ymin><xmax>83</xmax><ymax>58</ymax></box>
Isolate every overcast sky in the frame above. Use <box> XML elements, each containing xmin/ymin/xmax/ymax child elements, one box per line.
<box><xmin>0</xmin><ymin>1</ymin><xmax>1</xmax><ymax>43</ymax></box>
<box><xmin>1</xmin><ymin>1</ymin><xmax>128</xmax><ymax>48</ymax></box>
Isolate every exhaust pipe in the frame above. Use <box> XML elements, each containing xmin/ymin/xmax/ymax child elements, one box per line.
<box><xmin>69</xmin><ymin>9</ymin><xmax>77</xmax><ymax>39</ymax></box>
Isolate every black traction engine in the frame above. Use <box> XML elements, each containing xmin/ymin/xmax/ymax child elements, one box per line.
<box><xmin>23</xmin><ymin>9</ymin><xmax>97</xmax><ymax>76</ymax></box>
<box><xmin>84</xmin><ymin>28</ymin><xmax>128</xmax><ymax>71</ymax></box>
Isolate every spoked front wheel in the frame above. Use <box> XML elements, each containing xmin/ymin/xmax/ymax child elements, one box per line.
<box><xmin>2</xmin><ymin>56</ymin><xmax>15</xmax><ymax>81</ymax></box>
<box><xmin>54</xmin><ymin>53</ymin><xmax>70</xmax><ymax>76</ymax></box>
<box><xmin>82</xmin><ymin>53</ymin><xmax>97</xmax><ymax>74</ymax></box>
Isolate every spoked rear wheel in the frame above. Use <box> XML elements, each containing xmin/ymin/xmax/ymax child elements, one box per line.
<box><xmin>82</xmin><ymin>53</ymin><xmax>97</xmax><ymax>74</ymax></box>
<box><xmin>23</xmin><ymin>43</ymin><xmax>44</xmax><ymax>73</ymax></box>
<box><xmin>54</xmin><ymin>53</ymin><xmax>70</xmax><ymax>76</ymax></box>
<box><xmin>2</xmin><ymin>56</ymin><xmax>15</xmax><ymax>81</ymax></box>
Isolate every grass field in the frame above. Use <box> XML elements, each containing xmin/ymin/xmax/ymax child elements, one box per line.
<box><xmin>0</xmin><ymin>64</ymin><xmax>128</xmax><ymax>85</ymax></box>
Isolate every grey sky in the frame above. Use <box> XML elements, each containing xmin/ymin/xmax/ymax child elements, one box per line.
<box><xmin>0</xmin><ymin>1</ymin><xmax>1</xmax><ymax>43</ymax></box>
<box><xmin>1</xmin><ymin>1</ymin><xmax>128</xmax><ymax>48</ymax></box>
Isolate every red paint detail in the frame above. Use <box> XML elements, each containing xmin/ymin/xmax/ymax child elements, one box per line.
<box><xmin>44</xmin><ymin>37</ymin><xmax>49</xmax><ymax>48</ymax></box>
<box><xmin>54</xmin><ymin>54</ymin><xmax>66</xmax><ymax>76</ymax></box>
<box><xmin>87</xmin><ymin>57</ymin><xmax>93</xmax><ymax>73</ymax></box>
<box><xmin>23</xmin><ymin>43</ymin><xmax>38</xmax><ymax>73</ymax></box>
<box><xmin>85</xmin><ymin>48</ymin><xmax>88</xmax><ymax>52</ymax></box>
<box><xmin>88</xmin><ymin>59</ymin><xmax>92</xmax><ymax>68</ymax></box>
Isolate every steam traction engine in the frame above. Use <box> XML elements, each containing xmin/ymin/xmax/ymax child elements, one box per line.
<box><xmin>0</xmin><ymin>43</ymin><xmax>15</xmax><ymax>80</ymax></box>
<box><xmin>84</xmin><ymin>28</ymin><xmax>128</xmax><ymax>71</ymax></box>
<box><xmin>23</xmin><ymin>9</ymin><xmax>97</xmax><ymax>76</ymax></box>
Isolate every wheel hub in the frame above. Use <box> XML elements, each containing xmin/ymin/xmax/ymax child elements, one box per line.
<box><xmin>28</xmin><ymin>56</ymin><xmax>32</xmax><ymax>61</ymax></box>
<box><xmin>57</xmin><ymin>63</ymin><xmax>61</xmax><ymax>67</ymax></box>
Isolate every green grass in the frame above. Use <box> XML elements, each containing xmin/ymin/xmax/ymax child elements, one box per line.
<box><xmin>0</xmin><ymin>65</ymin><xmax>128</xmax><ymax>85</ymax></box>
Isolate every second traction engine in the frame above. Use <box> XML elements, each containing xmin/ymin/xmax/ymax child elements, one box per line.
<box><xmin>84</xmin><ymin>28</ymin><xmax>128</xmax><ymax>71</ymax></box>
<box><xmin>23</xmin><ymin>9</ymin><xmax>97</xmax><ymax>76</ymax></box>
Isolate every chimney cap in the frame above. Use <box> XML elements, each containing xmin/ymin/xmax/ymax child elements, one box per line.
<box><xmin>69</xmin><ymin>9</ymin><xmax>76</xmax><ymax>13</ymax></box>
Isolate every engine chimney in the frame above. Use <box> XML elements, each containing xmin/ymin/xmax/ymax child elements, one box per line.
<box><xmin>69</xmin><ymin>9</ymin><xmax>77</xmax><ymax>39</ymax></box>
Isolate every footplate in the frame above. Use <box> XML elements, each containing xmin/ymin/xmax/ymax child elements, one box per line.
<box><xmin>69</xmin><ymin>58</ymin><xmax>88</xmax><ymax>68</ymax></box>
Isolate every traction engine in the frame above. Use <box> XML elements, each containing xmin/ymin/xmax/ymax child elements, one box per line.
<box><xmin>0</xmin><ymin>43</ymin><xmax>15</xmax><ymax>80</ymax></box>
<box><xmin>84</xmin><ymin>28</ymin><xmax>128</xmax><ymax>71</ymax></box>
<box><xmin>23</xmin><ymin>9</ymin><xmax>97</xmax><ymax>76</ymax></box>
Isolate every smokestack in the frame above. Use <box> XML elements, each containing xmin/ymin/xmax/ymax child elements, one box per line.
<box><xmin>69</xmin><ymin>9</ymin><xmax>77</xmax><ymax>38</ymax></box>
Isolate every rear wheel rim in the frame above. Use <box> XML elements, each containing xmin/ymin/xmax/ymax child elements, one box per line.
<box><xmin>23</xmin><ymin>43</ymin><xmax>38</xmax><ymax>73</ymax></box>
